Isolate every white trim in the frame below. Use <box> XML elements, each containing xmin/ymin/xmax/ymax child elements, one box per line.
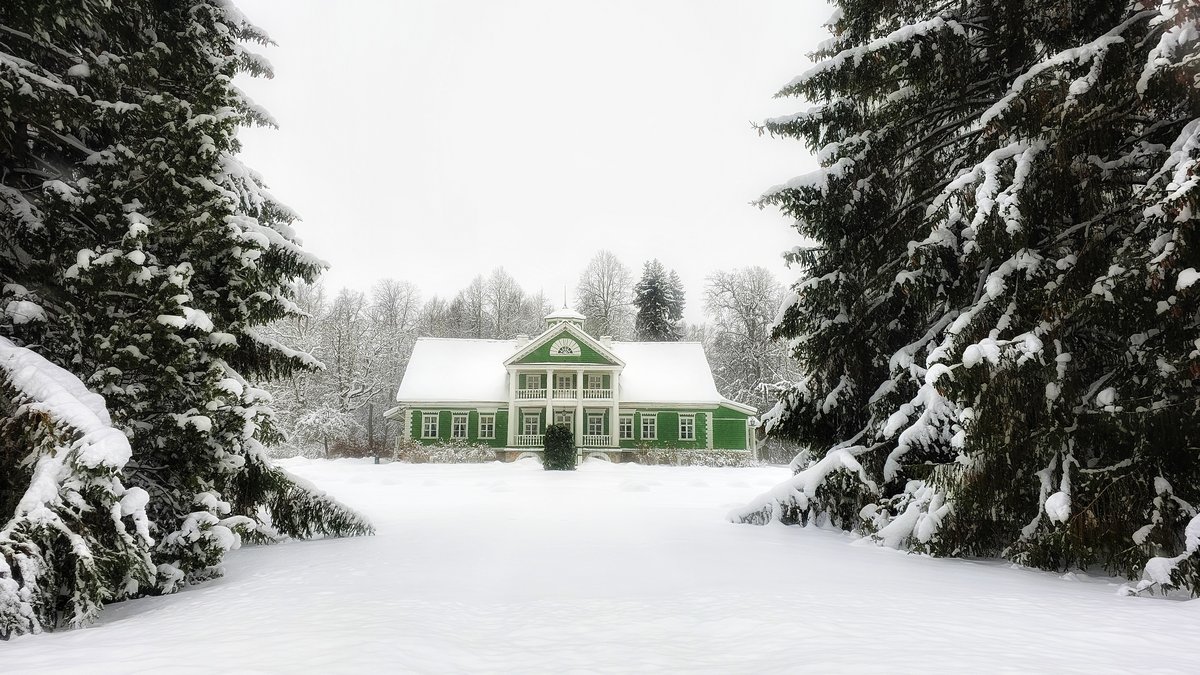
<box><xmin>678</xmin><ymin>413</ymin><xmax>696</xmax><ymax>441</ymax></box>
<box><xmin>451</xmin><ymin>412</ymin><xmax>469</xmax><ymax>439</ymax></box>
<box><xmin>522</xmin><ymin>412</ymin><xmax>541</xmax><ymax>437</ymax></box>
<box><xmin>550</xmin><ymin>337</ymin><xmax>581</xmax><ymax>356</ymax></box>
<box><xmin>421</xmin><ymin>412</ymin><xmax>439</xmax><ymax>439</ymax></box>
<box><xmin>586</xmin><ymin>412</ymin><xmax>605</xmax><ymax>436</ymax></box>
<box><xmin>478</xmin><ymin>413</ymin><xmax>496</xmax><ymax>440</ymax></box>
<box><xmin>640</xmin><ymin>412</ymin><xmax>657</xmax><ymax>441</ymax></box>
<box><xmin>399</xmin><ymin>400</ymin><xmax>507</xmax><ymax>409</ymax></box>
<box><xmin>503</xmin><ymin>322</ymin><xmax>626</xmax><ymax>368</ymax></box>
<box><xmin>619</xmin><ymin>414</ymin><xmax>634</xmax><ymax>440</ymax></box>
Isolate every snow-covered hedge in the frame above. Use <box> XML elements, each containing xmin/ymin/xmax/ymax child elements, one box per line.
<box><xmin>632</xmin><ymin>448</ymin><xmax>759</xmax><ymax>468</ymax></box>
<box><xmin>393</xmin><ymin>441</ymin><xmax>498</xmax><ymax>464</ymax></box>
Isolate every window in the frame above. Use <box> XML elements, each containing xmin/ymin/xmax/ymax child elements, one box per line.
<box><xmin>554</xmin><ymin>409</ymin><xmax>574</xmax><ymax>426</ymax></box>
<box><xmin>422</xmin><ymin>413</ymin><xmax>439</xmax><ymax>439</ymax></box>
<box><xmin>524</xmin><ymin>374</ymin><xmax>543</xmax><ymax>390</ymax></box>
<box><xmin>679</xmin><ymin>414</ymin><xmax>695</xmax><ymax>441</ymax></box>
<box><xmin>587</xmin><ymin>373</ymin><xmax>603</xmax><ymax>390</ymax></box>
<box><xmin>478</xmin><ymin>413</ymin><xmax>495</xmax><ymax>439</ymax></box>
<box><xmin>641</xmin><ymin>413</ymin><xmax>657</xmax><ymax>440</ymax></box>
<box><xmin>556</xmin><ymin>373</ymin><xmax>573</xmax><ymax>390</ymax></box>
<box><xmin>587</xmin><ymin>413</ymin><xmax>604</xmax><ymax>436</ymax></box>
<box><xmin>523</xmin><ymin>413</ymin><xmax>541</xmax><ymax>436</ymax></box>
<box><xmin>551</xmin><ymin>338</ymin><xmax>580</xmax><ymax>355</ymax></box>
<box><xmin>451</xmin><ymin>413</ymin><xmax>468</xmax><ymax>439</ymax></box>
<box><xmin>619</xmin><ymin>415</ymin><xmax>633</xmax><ymax>440</ymax></box>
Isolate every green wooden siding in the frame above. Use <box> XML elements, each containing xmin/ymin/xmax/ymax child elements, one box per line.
<box><xmin>712</xmin><ymin>405</ymin><xmax>749</xmax><ymax>450</ymax></box>
<box><xmin>618</xmin><ymin>409</ymin><xmax>708</xmax><ymax>450</ymax></box>
<box><xmin>409</xmin><ymin>408</ymin><xmax>508</xmax><ymax>448</ymax></box>
<box><xmin>514</xmin><ymin>328</ymin><xmax>617</xmax><ymax>365</ymax></box>
<box><xmin>405</xmin><ymin>405</ymin><xmax>743</xmax><ymax>450</ymax></box>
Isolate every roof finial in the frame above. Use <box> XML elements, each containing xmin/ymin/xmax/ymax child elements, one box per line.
<box><xmin>562</xmin><ymin>285</ymin><xmax>568</xmax><ymax>309</ymax></box>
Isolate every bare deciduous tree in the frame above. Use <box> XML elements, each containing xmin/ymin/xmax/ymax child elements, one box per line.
<box><xmin>575</xmin><ymin>250</ymin><xmax>633</xmax><ymax>338</ymax></box>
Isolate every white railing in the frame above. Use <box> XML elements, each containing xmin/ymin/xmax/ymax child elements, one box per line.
<box><xmin>582</xmin><ymin>388</ymin><xmax>612</xmax><ymax>400</ymax></box>
<box><xmin>515</xmin><ymin>434</ymin><xmax>544</xmax><ymax>447</ymax></box>
<box><xmin>552</xmin><ymin>388</ymin><xmax>576</xmax><ymax>399</ymax></box>
<box><xmin>581</xmin><ymin>434</ymin><xmax>612</xmax><ymax>447</ymax></box>
<box><xmin>515</xmin><ymin>388</ymin><xmax>546</xmax><ymax>400</ymax></box>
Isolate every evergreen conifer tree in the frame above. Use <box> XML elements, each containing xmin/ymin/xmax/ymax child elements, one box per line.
<box><xmin>735</xmin><ymin>0</ymin><xmax>1200</xmax><ymax>593</ymax></box>
<box><xmin>634</xmin><ymin>260</ymin><xmax>684</xmax><ymax>341</ymax></box>
<box><xmin>1</xmin><ymin>0</ymin><xmax>371</xmax><ymax>636</ymax></box>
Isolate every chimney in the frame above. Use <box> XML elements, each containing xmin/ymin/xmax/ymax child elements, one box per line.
<box><xmin>516</xmin><ymin>334</ymin><xmax>530</xmax><ymax>347</ymax></box>
<box><xmin>600</xmin><ymin>335</ymin><xmax>612</xmax><ymax>348</ymax></box>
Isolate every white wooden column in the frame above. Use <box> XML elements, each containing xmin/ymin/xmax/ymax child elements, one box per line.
<box><xmin>544</xmin><ymin>367</ymin><xmax>553</xmax><ymax>432</ymax></box>
<box><xmin>507</xmin><ymin>369</ymin><xmax>517</xmax><ymax>446</ymax></box>
<box><xmin>609</xmin><ymin>368</ymin><xmax>620</xmax><ymax>447</ymax></box>
<box><xmin>574</xmin><ymin>368</ymin><xmax>584</xmax><ymax>441</ymax></box>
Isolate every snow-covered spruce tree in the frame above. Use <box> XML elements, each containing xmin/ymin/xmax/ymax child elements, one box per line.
<box><xmin>634</xmin><ymin>259</ymin><xmax>684</xmax><ymax>341</ymax></box>
<box><xmin>735</xmin><ymin>1</ymin><xmax>1200</xmax><ymax>592</ymax></box>
<box><xmin>0</xmin><ymin>337</ymin><xmax>154</xmax><ymax>638</ymax></box>
<box><xmin>1</xmin><ymin>0</ymin><xmax>371</xmax><ymax>635</ymax></box>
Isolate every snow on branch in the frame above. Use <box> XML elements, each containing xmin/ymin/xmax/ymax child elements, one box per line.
<box><xmin>0</xmin><ymin>337</ymin><xmax>154</xmax><ymax>638</ymax></box>
<box><xmin>979</xmin><ymin>12</ymin><xmax>1158</xmax><ymax>127</ymax></box>
<box><xmin>784</xmin><ymin>17</ymin><xmax>966</xmax><ymax>92</ymax></box>
<box><xmin>731</xmin><ymin>443</ymin><xmax>879</xmax><ymax>526</ymax></box>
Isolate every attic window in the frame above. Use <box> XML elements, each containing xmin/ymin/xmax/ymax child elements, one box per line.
<box><xmin>551</xmin><ymin>338</ymin><xmax>580</xmax><ymax>356</ymax></box>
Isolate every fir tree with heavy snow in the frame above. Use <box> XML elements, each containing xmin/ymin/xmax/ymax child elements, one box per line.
<box><xmin>736</xmin><ymin>0</ymin><xmax>1200</xmax><ymax>593</ymax></box>
<box><xmin>0</xmin><ymin>0</ymin><xmax>370</xmax><ymax>637</ymax></box>
<box><xmin>634</xmin><ymin>259</ymin><xmax>685</xmax><ymax>341</ymax></box>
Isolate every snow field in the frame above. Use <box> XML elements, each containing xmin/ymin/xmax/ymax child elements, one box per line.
<box><xmin>6</xmin><ymin>459</ymin><xmax>1200</xmax><ymax>674</ymax></box>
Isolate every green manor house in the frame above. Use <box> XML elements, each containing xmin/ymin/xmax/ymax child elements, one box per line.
<box><xmin>384</xmin><ymin>307</ymin><xmax>758</xmax><ymax>461</ymax></box>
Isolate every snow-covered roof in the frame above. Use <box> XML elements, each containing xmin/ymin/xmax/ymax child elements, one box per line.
<box><xmin>396</xmin><ymin>336</ymin><xmax>754</xmax><ymax>413</ymax></box>
<box><xmin>611</xmin><ymin>341</ymin><xmax>750</xmax><ymax>411</ymax></box>
<box><xmin>544</xmin><ymin>306</ymin><xmax>585</xmax><ymax>321</ymax></box>
<box><xmin>396</xmin><ymin>338</ymin><xmax>519</xmax><ymax>402</ymax></box>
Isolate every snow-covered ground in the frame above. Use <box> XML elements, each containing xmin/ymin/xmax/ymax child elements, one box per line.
<box><xmin>8</xmin><ymin>459</ymin><xmax>1200</xmax><ymax>673</ymax></box>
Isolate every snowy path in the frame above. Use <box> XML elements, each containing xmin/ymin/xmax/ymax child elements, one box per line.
<box><xmin>7</xmin><ymin>459</ymin><xmax>1200</xmax><ymax>674</ymax></box>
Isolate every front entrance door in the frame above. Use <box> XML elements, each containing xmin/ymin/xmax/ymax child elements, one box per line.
<box><xmin>553</xmin><ymin>409</ymin><xmax>574</xmax><ymax>428</ymax></box>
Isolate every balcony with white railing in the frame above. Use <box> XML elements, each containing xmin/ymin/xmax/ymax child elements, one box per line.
<box><xmin>515</xmin><ymin>434</ymin><xmax>544</xmax><ymax>447</ymax></box>
<box><xmin>552</xmin><ymin>388</ymin><xmax>576</xmax><ymax>399</ymax></box>
<box><xmin>515</xmin><ymin>388</ymin><xmax>546</xmax><ymax>400</ymax></box>
<box><xmin>582</xmin><ymin>388</ymin><xmax>612</xmax><ymax>400</ymax></box>
<box><xmin>580</xmin><ymin>434</ymin><xmax>612</xmax><ymax>447</ymax></box>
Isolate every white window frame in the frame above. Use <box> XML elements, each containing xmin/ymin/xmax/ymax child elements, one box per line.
<box><xmin>478</xmin><ymin>413</ymin><xmax>495</xmax><ymax>439</ymax></box>
<box><xmin>556</xmin><ymin>373</ymin><xmax>573</xmax><ymax>390</ymax></box>
<box><xmin>451</xmin><ymin>413</ymin><xmax>469</xmax><ymax>439</ymax></box>
<box><xmin>554</xmin><ymin>409</ymin><xmax>574</xmax><ymax>426</ymax></box>
<box><xmin>523</xmin><ymin>412</ymin><xmax>541</xmax><ymax>436</ymax></box>
<box><xmin>679</xmin><ymin>414</ymin><xmax>695</xmax><ymax>441</ymax></box>
<box><xmin>587</xmin><ymin>413</ymin><xmax>604</xmax><ymax>436</ymax></box>
<box><xmin>619</xmin><ymin>415</ymin><xmax>633</xmax><ymax>440</ymax></box>
<box><xmin>641</xmin><ymin>413</ymin><xmax>657</xmax><ymax>440</ymax></box>
<box><xmin>586</xmin><ymin>373</ymin><xmax>603</xmax><ymax>390</ymax></box>
<box><xmin>524</xmin><ymin>373</ymin><xmax>542</xmax><ymax>390</ymax></box>
<box><xmin>422</xmin><ymin>412</ymin><xmax>439</xmax><ymax>439</ymax></box>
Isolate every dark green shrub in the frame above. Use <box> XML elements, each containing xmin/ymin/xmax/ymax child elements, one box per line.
<box><xmin>543</xmin><ymin>423</ymin><xmax>576</xmax><ymax>471</ymax></box>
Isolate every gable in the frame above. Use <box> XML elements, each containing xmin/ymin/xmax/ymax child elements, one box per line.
<box><xmin>513</xmin><ymin>327</ymin><xmax>618</xmax><ymax>366</ymax></box>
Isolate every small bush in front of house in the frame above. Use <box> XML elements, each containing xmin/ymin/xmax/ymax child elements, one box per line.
<box><xmin>543</xmin><ymin>423</ymin><xmax>576</xmax><ymax>471</ymax></box>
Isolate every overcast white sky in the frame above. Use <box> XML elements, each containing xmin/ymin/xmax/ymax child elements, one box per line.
<box><xmin>234</xmin><ymin>0</ymin><xmax>830</xmax><ymax>323</ymax></box>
